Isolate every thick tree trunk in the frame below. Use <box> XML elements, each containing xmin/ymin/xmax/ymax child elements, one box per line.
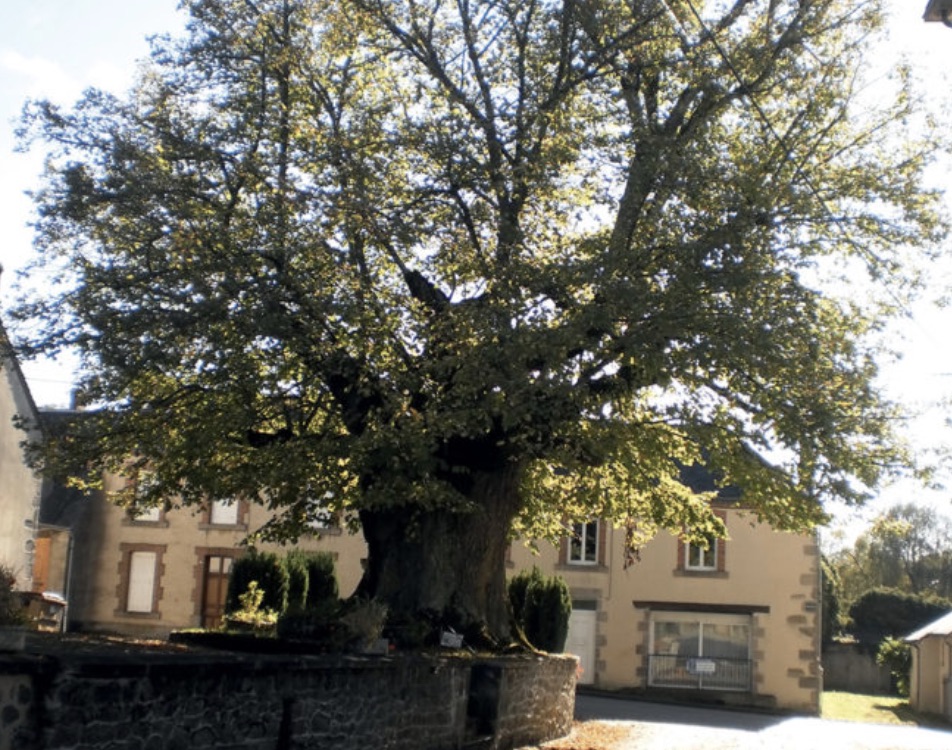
<box><xmin>355</xmin><ymin>461</ymin><xmax>523</xmax><ymax>648</ymax></box>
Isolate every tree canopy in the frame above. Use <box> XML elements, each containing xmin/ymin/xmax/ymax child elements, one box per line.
<box><xmin>12</xmin><ymin>0</ymin><xmax>945</xmax><ymax>641</ymax></box>
<box><xmin>831</xmin><ymin>503</ymin><xmax>952</xmax><ymax>606</ymax></box>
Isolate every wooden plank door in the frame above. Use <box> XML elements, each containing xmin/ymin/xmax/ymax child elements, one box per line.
<box><xmin>202</xmin><ymin>555</ymin><xmax>233</xmax><ymax>629</ymax></box>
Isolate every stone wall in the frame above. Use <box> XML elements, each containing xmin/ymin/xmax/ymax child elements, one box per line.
<box><xmin>0</xmin><ymin>650</ymin><xmax>576</xmax><ymax>750</ymax></box>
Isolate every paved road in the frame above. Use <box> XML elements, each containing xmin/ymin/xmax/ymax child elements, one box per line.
<box><xmin>572</xmin><ymin>693</ymin><xmax>952</xmax><ymax>750</ymax></box>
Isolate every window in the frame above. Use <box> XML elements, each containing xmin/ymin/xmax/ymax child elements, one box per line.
<box><xmin>126</xmin><ymin>551</ymin><xmax>157</xmax><ymax>612</ymax></box>
<box><xmin>133</xmin><ymin>506</ymin><xmax>162</xmax><ymax>523</ymax></box>
<box><xmin>117</xmin><ymin>543</ymin><xmax>165</xmax><ymax>617</ymax></box>
<box><xmin>569</xmin><ymin>521</ymin><xmax>600</xmax><ymax>565</ymax></box>
<box><xmin>648</xmin><ymin>612</ymin><xmax>751</xmax><ymax>691</ymax></box>
<box><xmin>685</xmin><ymin>538</ymin><xmax>717</xmax><ymax>571</ymax></box>
<box><xmin>210</xmin><ymin>498</ymin><xmax>240</xmax><ymax>526</ymax></box>
<box><xmin>678</xmin><ymin>510</ymin><xmax>727</xmax><ymax>574</ymax></box>
<box><xmin>128</xmin><ymin>471</ymin><xmax>164</xmax><ymax>524</ymax></box>
<box><xmin>306</xmin><ymin>491</ymin><xmax>339</xmax><ymax>531</ymax></box>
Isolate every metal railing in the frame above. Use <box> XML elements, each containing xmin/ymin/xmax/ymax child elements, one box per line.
<box><xmin>648</xmin><ymin>654</ymin><xmax>752</xmax><ymax>692</ymax></box>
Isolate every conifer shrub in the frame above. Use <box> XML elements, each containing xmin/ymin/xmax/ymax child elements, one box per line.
<box><xmin>225</xmin><ymin>550</ymin><xmax>290</xmax><ymax>617</ymax></box>
<box><xmin>276</xmin><ymin>551</ymin><xmax>341</xmax><ymax>645</ymax></box>
<box><xmin>301</xmin><ymin>551</ymin><xmax>339</xmax><ymax>607</ymax></box>
<box><xmin>285</xmin><ymin>551</ymin><xmax>309</xmax><ymax>611</ymax></box>
<box><xmin>508</xmin><ymin>566</ymin><xmax>572</xmax><ymax>653</ymax></box>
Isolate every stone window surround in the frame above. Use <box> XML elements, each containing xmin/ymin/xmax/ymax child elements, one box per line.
<box><xmin>558</xmin><ymin>520</ymin><xmax>608</xmax><ymax>570</ymax></box>
<box><xmin>676</xmin><ymin>509</ymin><xmax>728</xmax><ymax>576</ymax></box>
<box><xmin>115</xmin><ymin>542</ymin><xmax>167</xmax><ymax>619</ymax></box>
<box><xmin>198</xmin><ymin>498</ymin><xmax>251</xmax><ymax>530</ymax></box>
<box><xmin>122</xmin><ymin>470</ymin><xmax>170</xmax><ymax>527</ymax></box>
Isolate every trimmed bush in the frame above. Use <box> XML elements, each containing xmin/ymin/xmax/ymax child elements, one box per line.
<box><xmin>300</xmin><ymin>551</ymin><xmax>339</xmax><ymax>606</ymax></box>
<box><xmin>508</xmin><ymin>566</ymin><xmax>542</xmax><ymax>630</ymax></box>
<box><xmin>848</xmin><ymin>587</ymin><xmax>952</xmax><ymax>646</ymax></box>
<box><xmin>225</xmin><ymin>550</ymin><xmax>290</xmax><ymax>616</ymax></box>
<box><xmin>285</xmin><ymin>552</ymin><xmax>309</xmax><ymax>611</ymax></box>
<box><xmin>509</xmin><ymin>566</ymin><xmax>572</xmax><ymax>653</ymax></box>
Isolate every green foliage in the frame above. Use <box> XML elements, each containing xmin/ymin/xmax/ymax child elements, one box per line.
<box><xmin>225</xmin><ymin>550</ymin><xmax>290</xmax><ymax>617</ymax></box>
<box><xmin>11</xmin><ymin>0</ymin><xmax>948</xmax><ymax>635</ymax></box>
<box><xmin>509</xmin><ymin>567</ymin><xmax>572</xmax><ymax>653</ymax></box>
<box><xmin>276</xmin><ymin>596</ymin><xmax>344</xmax><ymax>645</ymax></box>
<box><xmin>284</xmin><ymin>551</ymin><xmax>309</xmax><ymax>611</ymax></box>
<box><xmin>0</xmin><ymin>564</ymin><xmax>26</xmax><ymax>627</ymax></box>
<box><xmin>339</xmin><ymin>598</ymin><xmax>389</xmax><ymax>651</ymax></box>
<box><xmin>829</xmin><ymin>503</ymin><xmax>952</xmax><ymax>612</ymax></box>
<box><xmin>821</xmin><ymin>555</ymin><xmax>841</xmax><ymax>644</ymax></box>
<box><xmin>847</xmin><ymin>587</ymin><xmax>951</xmax><ymax>646</ymax></box>
<box><xmin>297</xmin><ymin>551</ymin><xmax>339</xmax><ymax>607</ymax></box>
<box><xmin>507</xmin><ymin>567</ymin><xmax>543</xmax><ymax>632</ymax></box>
<box><xmin>876</xmin><ymin>637</ymin><xmax>913</xmax><ymax>697</ymax></box>
<box><xmin>222</xmin><ymin>580</ymin><xmax>278</xmax><ymax>632</ymax></box>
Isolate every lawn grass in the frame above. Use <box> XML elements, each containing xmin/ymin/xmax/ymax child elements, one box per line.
<box><xmin>821</xmin><ymin>691</ymin><xmax>948</xmax><ymax>729</ymax></box>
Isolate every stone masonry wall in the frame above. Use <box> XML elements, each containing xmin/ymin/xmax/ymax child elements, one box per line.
<box><xmin>0</xmin><ymin>650</ymin><xmax>576</xmax><ymax>750</ymax></box>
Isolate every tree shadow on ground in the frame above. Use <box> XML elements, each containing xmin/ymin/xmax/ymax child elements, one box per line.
<box><xmin>879</xmin><ymin>701</ymin><xmax>950</xmax><ymax>730</ymax></box>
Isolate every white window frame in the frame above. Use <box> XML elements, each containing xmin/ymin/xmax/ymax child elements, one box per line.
<box><xmin>685</xmin><ymin>538</ymin><xmax>718</xmax><ymax>571</ymax></box>
<box><xmin>569</xmin><ymin>521</ymin><xmax>599</xmax><ymax>566</ymax></box>
<box><xmin>126</xmin><ymin>551</ymin><xmax>158</xmax><ymax>613</ymax></box>
<box><xmin>133</xmin><ymin>505</ymin><xmax>162</xmax><ymax>523</ymax></box>
<box><xmin>210</xmin><ymin>498</ymin><xmax>240</xmax><ymax>526</ymax></box>
<box><xmin>131</xmin><ymin>471</ymin><xmax>162</xmax><ymax>522</ymax></box>
<box><xmin>306</xmin><ymin>490</ymin><xmax>338</xmax><ymax>530</ymax></box>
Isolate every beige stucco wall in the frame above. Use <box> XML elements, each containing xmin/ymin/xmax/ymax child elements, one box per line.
<box><xmin>68</xmin><ymin>473</ymin><xmax>367</xmax><ymax>636</ymax></box>
<box><xmin>509</xmin><ymin>508</ymin><xmax>821</xmax><ymax>713</ymax></box>
<box><xmin>0</xmin><ymin>356</ymin><xmax>42</xmax><ymax>589</ymax></box>
<box><xmin>909</xmin><ymin>636</ymin><xmax>950</xmax><ymax>716</ymax></box>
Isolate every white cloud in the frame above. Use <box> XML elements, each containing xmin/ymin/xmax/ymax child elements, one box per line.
<box><xmin>0</xmin><ymin>49</ymin><xmax>83</xmax><ymax>104</ymax></box>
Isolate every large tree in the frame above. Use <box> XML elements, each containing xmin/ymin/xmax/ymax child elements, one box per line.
<box><xmin>12</xmin><ymin>0</ymin><xmax>944</xmax><ymax>644</ymax></box>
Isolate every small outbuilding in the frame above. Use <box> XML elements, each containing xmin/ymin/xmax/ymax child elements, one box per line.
<box><xmin>904</xmin><ymin>610</ymin><xmax>952</xmax><ymax>719</ymax></box>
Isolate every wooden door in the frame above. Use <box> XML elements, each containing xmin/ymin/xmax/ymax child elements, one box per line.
<box><xmin>202</xmin><ymin>555</ymin><xmax>233</xmax><ymax>629</ymax></box>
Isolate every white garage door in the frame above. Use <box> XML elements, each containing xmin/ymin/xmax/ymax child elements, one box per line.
<box><xmin>566</xmin><ymin>608</ymin><xmax>597</xmax><ymax>685</ymax></box>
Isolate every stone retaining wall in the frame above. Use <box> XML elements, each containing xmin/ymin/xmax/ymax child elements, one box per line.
<box><xmin>0</xmin><ymin>649</ymin><xmax>576</xmax><ymax>750</ymax></box>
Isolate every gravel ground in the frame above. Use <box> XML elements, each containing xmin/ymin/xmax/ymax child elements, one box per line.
<box><xmin>524</xmin><ymin>694</ymin><xmax>952</xmax><ymax>750</ymax></box>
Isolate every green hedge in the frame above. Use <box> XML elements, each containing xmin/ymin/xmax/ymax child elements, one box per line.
<box><xmin>508</xmin><ymin>566</ymin><xmax>571</xmax><ymax>653</ymax></box>
<box><xmin>848</xmin><ymin>587</ymin><xmax>951</xmax><ymax>646</ymax></box>
<box><xmin>225</xmin><ymin>550</ymin><xmax>290</xmax><ymax>616</ymax></box>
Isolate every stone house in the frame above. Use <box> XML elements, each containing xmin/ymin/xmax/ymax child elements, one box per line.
<box><xmin>509</xmin><ymin>490</ymin><xmax>822</xmax><ymax>715</ymax></box>
<box><xmin>0</xmin><ymin>321</ymin><xmax>44</xmax><ymax>590</ymax></box>
<box><xmin>53</xmin><ymin>470</ymin><xmax>365</xmax><ymax>636</ymax></box>
<box><xmin>51</xmin><ymin>461</ymin><xmax>821</xmax><ymax>714</ymax></box>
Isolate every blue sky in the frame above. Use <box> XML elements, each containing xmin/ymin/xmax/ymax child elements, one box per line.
<box><xmin>0</xmin><ymin>1</ymin><xmax>950</xmax><ymax>539</ymax></box>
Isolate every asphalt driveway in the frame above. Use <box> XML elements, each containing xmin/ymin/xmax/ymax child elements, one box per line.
<box><xmin>568</xmin><ymin>693</ymin><xmax>952</xmax><ymax>750</ymax></box>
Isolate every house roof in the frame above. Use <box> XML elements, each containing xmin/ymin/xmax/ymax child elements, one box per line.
<box><xmin>678</xmin><ymin>462</ymin><xmax>742</xmax><ymax>503</ymax></box>
<box><xmin>904</xmin><ymin>610</ymin><xmax>952</xmax><ymax>643</ymax></box>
